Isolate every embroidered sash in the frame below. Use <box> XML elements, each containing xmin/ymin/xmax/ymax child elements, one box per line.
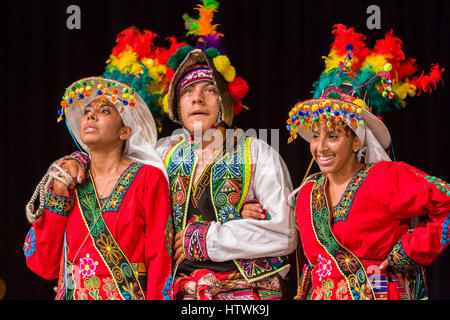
<box><xmin>309</xmin><ymin>174</ymin><xmax>375</xmax><ymax>300</ymax></box>
<box><xmin>165</xmin><ymin>137</ymin><xmax>289</xmax><ymax>282</ymax></box>
<box><xmin>75</xmin><ymin>167</ymin><xmax>145</xmax><ymax>300</ymax></box>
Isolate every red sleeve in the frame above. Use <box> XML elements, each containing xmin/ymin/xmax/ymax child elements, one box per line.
<box><xmin>24</xmin><ymin>187</ymin><xmax>73</xmax><ymax>280</ymax></box>
<box><xmin>141</xmin><ymin>167</ymin><xmax>173</xmax><ymax>300</ymax></box>
<box><xmin>382</xmin><ymin>161</ymin><xmax>450</xmax><ymax>269</ymax></box>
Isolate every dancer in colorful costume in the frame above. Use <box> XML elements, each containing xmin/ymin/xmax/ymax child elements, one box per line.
<box><xmin>157</xmin><ymin>0</ymin><xmax>296</xmax><ymax>300</ymax></box>
<box><xmin>23</xmin><ymin>27</ymin><xmax>178</xmax><ymax>300</ymax></box>
<box><xmin>286</xmin><ymin>24</ymin><xmax>448</xmax><ymax>300</ymax></box>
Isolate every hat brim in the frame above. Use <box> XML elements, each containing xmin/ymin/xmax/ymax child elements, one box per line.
<box><xmin>294</xmin><ymin>98</ymin><xmax>391</xmax><ymax>149</ymax></box>
<box><xmin>63</xmin><ymin>76</ymin><xmax>157</xmax><ymax>152</ymax></box>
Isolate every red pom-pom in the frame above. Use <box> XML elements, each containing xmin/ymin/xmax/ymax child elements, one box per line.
<box><xmin>233</xmin><ymin>100</ymin><xmax>243</xmax><ymax>116</ymax></box>
<box><xmin>228</xmin><ymin>77</ymin><xmax>249</xmax><ymax>100</ymax></box>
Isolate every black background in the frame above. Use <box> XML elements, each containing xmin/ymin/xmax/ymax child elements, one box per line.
<box><xmin>2</xmin><ymin>0</ymin><xmax>449</xmax><ymax>300</ymax></box>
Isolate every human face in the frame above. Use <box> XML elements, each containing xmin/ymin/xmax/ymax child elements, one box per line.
<box><xmin>310</xmin><ymin>121</ymin><xmax>361</xmax><ymax>175</ymax></box>
<box><xmin>179</xmin><ymin>81</ymin><xmax>220</xmax><ymax>134</ymax></box>
<box><xmin>80</xmin><ymin>98</ymin><xmax>131</xmax><ymax>150</ymax></box>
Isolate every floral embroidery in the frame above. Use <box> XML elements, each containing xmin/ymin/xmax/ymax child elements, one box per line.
<box><xmin>316</xmin><ymin>254</ymin><xmax>332</xmax><ymax>281</ymax></box>
<box><xmin>103</xmin><ymin>278</ymin><xmax>120</xmax><ymax>300</ymax></box>
<box><xmin>387</xmin><ymin>240</ymin><xmax>421</xmax><ymax>272</ymax></box>
<box><xmin>313</xmin><ymin>278</ymin><xmax>334</xmax><ymax>300</ymax></box>
<box><xmin>77</xmin><ymin>172</ymin><xmax>145</xmax><ymax>300</ymax></box>
<box><xmin>336</xmin><ymin>280</ymin><xmax>350</xmax><ymax>300</ymax></box>
<box><xmin>101</xmin><ymin>163</ymin><xmax>144</xmax><ymax>212</ymax></box>
<box><xmin>44</xmin><ymin>188</ymin><xmax>73</xmax><ymax>216</ymax></box>
<box><xmin>331</xmin><ymin>164</ymin><xmax>373</xmax><ymax>222</ymax></box>
<box><xmin>84</xmin><ymin>276</ymin><xmax>102</xmax><ymax>300</ymax></box>
<box><xmin>218</xmin><ymin>203</ymin><xmax>240</xmax><ymax>223</ymax></box>
<box><xmin>79</xmin><ymin>253</ymin><xmax>99</xmax><ymax>279</ymax></box>
<box><xmin>23</xmin><ymin>228</ymin><xmax>36</xmax><ymax>258</ymax></box>
<box><xmin>310</xmin><ymin>175</ymin><xmax>375</xmax><ymax>300</ymax></box>
<box><xmin>76</xmin><ymin>288</ymin><xmax>88</xmax><ymax>300</ymax></box>
<box><xmin>96</xmin><ymin>233</ymin><xmax>123</xmax><ymax>265</ymax></box>
<box><xmin>335</xmin><ymin>250</ymin><xmax>358</xmax><ymax>273</ymax></box>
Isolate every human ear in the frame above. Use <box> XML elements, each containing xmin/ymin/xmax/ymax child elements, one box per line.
<box><xmin>352</xmin><ymin>136</ymin><xmax>362</xmax><ymax>152</ymax></box>
<box><xmin>119</xmin><ymin>126</ymin><xmax>132</xmax><ymax>140</ymax></box>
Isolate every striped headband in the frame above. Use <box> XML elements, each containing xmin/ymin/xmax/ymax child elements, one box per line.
<box><xmin>177</xmin><ymin>67</ymin><xmax>214</xmax><ymax>96</ymax></box>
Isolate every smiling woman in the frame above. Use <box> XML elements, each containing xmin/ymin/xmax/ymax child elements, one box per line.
<box><xmin>289</xmin><ymin>25</ymin><xmax>449</xmax><ymax>300</ymax></box>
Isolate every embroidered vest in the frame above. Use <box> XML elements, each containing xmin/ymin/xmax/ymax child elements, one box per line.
<box><xmin>165</xmin><ymin>136</ymin><xmax>289</xmax><ymax>282</ymax></box>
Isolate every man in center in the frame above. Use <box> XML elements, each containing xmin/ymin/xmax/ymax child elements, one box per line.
<box><xmin>158</xmin><ymin>46</ymin><xmax>297</xmax><ymax>299</ymax></box>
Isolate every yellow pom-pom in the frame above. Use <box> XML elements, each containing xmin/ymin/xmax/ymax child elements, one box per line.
<box><xmin>213</xmin><ymin>55</ymin><xmax>231</xmax><ymax>73</ymax></box>
<box><xmin>221</xmin><ymin>65</ymin><xmax>236</xmax><ymax>82</ymax></box>
<box><xmin>383</xmin><ymin>63</ymin><xmax>392</xmax><ymax>72</ymax></box>
<box><xmin>162</xmin><ymin>94</ymin><xmax>169</xmax><ymax>114</ymax></box>
<box><xmin>352</xmin><ymin>98</ymin><xmax>368</xmax><ymax>109</ymax></box>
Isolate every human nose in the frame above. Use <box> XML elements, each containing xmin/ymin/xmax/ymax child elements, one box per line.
<box><xmin>192</xmin><ymin>87</ymin><xmax>204</xmax><ymax>105</ymax></box>
<box><xmin>86</xmin><ymin>109</ymin><xmax>98</xmax><ymax>120</ymax></box>
<box><xmin>317</xmin><ymin>135</ymin><xmax>328</xmax><ymax>152</ymax></box>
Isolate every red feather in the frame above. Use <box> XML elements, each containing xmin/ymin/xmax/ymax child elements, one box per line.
<box><xmin>374</xmin><ymin>30</ymin><xmax>405</xmax><ymax>64</ymax></box>
<box><xmin>410</xmin><ymin>64</ymin><xmax>444</xmax><ymax>95</ymax></box>
<box><xmin>395</xmin><ymin>58</ymin><xmax>418</xmax><ymax>80</ymax></box>
<box><xmin>111</xmin><ymin>26</ymin><xmax>158</xmax><ymax>60</ymax></box>
<box><xmin>331</xmin><ymin>24</ymin><xmax>370</xmax><ymax>69</ymax></box>
<box><xmin>155</xmin><ymin>37</ymin><xmax>188</xmax><ymax>65</ymax></box>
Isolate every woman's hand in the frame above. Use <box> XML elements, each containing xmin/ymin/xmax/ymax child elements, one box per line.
<box><xmin>50</xmin><ymin>158</ymin><xmax>85</xmax><ymax>196</ymax></box>
<box><xmin>174</xmin><ymin>231</ymin><xmax>186</xmax><ymax>265</ymax></box>
<box><xmin>380</xmin><ymin>259</ymin><xmax>406</xmax><ymax>287</ymax></box>
<box><xmin>241</xmin><ymin>201</ymin><xmax>266</xmax><ymax>220</ymax></box>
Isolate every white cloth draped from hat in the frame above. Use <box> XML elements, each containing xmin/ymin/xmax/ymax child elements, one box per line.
<box><xmin>77</xmin><ymin>95</ymin><xmax>168</xmax><ymax>181</ymax></box>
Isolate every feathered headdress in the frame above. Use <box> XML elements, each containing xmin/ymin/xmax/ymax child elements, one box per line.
<box><xmin>286</xmin><ymin>24</ymin><xmax>444</xmax><ymax>144</ymax></box>
<box><xmin>164</xmin><ymin>0</ymin><xmax>249</xmax><ymax>117</ymax></box>
<box><xmin>101</xmin><ymin>26</ymin><xmax>187</xmax><ymax>130</ymax></box>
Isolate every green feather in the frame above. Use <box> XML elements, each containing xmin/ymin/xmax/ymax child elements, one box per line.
<box><xmin>101</xmin><ymin>63</ymin><xmax>163</xmax><ymax>124</ymax></box>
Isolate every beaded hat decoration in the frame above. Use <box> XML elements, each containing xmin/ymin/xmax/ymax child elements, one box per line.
<box><xmin>58</xmin><ymin>26</ymin><xmax>186</xmax><ymax>133</ymax></box>
<box><xmin>164</xmin><ymin>0</ymin><xmax>250</xmax><ymax>126</ymax></box>
<box><xmin>286</xmin><ymin>24</ymin><xmax>444</xmax><ymax>146</ymax></box>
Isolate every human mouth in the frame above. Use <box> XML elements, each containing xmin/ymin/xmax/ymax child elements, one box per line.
<box><xmin>84</xmin><ymin>125</ymin><xmax>97</xmax><ymax>133</ymax></box>
<box><xmin>190</xmin><ymin>111</ymin><xmax>208</xmax><ymax>118</ymax></box>
<box><xmin>316</xmin><ymin>155</ymin><xmax>335</xmax><ymax>166</ymax></box>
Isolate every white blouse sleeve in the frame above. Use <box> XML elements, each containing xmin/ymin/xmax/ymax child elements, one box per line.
<box><xmin>206</xmin><ymin>138</ymin><xmax>298</xmax><ymax>262</ymax></box>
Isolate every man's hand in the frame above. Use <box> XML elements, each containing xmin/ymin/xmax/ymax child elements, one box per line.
<box><xmin>241</xmin><ymin>201</ymin><xmax>266</xmax><ymax>220</ymax></box>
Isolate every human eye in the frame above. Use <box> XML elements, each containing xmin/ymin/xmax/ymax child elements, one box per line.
<box><xmin>206</xmin><ymin>86</ymin><xmax>217</xmax><ymax>94</ymax></box>
<box><xmin>329</xmin><ymin>134</ymin><xmax>339</xmax><ymax>140</ymax></box>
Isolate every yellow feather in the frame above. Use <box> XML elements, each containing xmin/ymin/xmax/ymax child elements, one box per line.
<box><xmin>322</xmin><ymin>50</ymin><xmax>344</xmax><ymax>73</ymax></box>
<box><xmin>361</xmin><ymin>54</ymin><xmax>388</xmax><ymax>74</ymax></box>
